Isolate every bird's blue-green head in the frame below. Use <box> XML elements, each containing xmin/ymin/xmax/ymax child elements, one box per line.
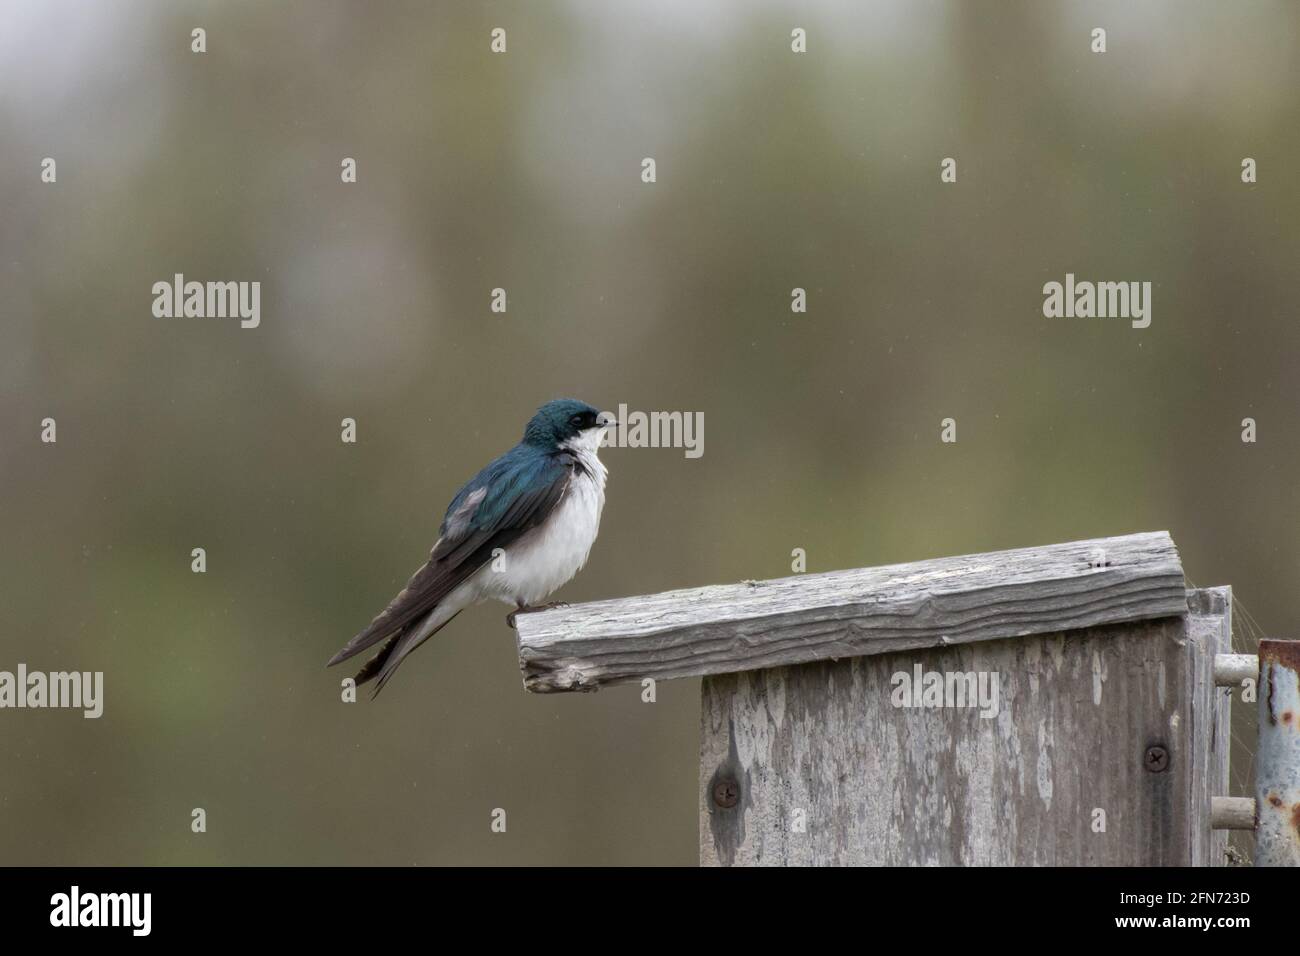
<box><xmin>523</xmin><ymin>398</ymin><xmax>613</xmax><ymax>449</ymax></box>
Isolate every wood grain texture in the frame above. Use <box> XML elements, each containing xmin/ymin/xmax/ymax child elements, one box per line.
<box><xmin>516</xmin><ymin>531</ymin><xmax>1186</xmax><ymax>693</ymax></box>
<box><xmin>1185</xmin><ymin>587</ymin><xmax>1233</xmax><ymax>866</ymax></box>
<box><xmin>699</xmin><ymin>588</ymin><xmax>1231</xmax><ymax>865</ymax></box>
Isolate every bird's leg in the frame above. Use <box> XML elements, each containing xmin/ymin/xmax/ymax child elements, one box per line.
<box><xmin>506</xmin><ymin>601</ymin><xmax>570</xmax><ymax>629</ymax></box>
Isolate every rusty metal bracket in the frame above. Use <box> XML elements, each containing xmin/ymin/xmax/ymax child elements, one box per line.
<box><xmin>1208</xmin><ymin>645</ymin><xmax>1300</xmax><ymax>865</ymax></box>
<box><xmin>1256</xmin><ymin>640</ymin><xmax>1300</xmax><ymax>866</ymax></box>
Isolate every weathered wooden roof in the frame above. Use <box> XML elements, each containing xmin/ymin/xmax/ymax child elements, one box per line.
<box><xmin>515</xmin><ymin>530</ymin><xmax>1186</xmax><ymax>693</ymax></box>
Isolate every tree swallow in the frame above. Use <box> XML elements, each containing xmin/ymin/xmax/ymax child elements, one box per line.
<box><xmin>327</xmin><ymin>398</ymin><xmax>614</xmax><ymax>697</ymax></box>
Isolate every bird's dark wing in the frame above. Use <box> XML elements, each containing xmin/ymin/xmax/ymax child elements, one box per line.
<box><xmin>326</xmin><ymin>449</ymin><xmax>577</xmax><ymax>667</ymax></box>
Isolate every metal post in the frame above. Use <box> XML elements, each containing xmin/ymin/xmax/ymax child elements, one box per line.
<box><xmin>1210</xmin><ymin>796</ymin><xmax>1256</xmax><ymax>831</ymax></box>
<box><xmin>1214</xmin><ymin>653</ymin><xmax>1258</xmax><ymax>687</ymax></box>
<box><xmin>1256</xmin><ymin>639</ymin><xmax>1300</xmax><ymax>866</ymax></box>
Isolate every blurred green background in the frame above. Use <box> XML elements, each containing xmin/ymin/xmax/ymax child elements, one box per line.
<box><xmin>1</xmin><ymin>0</ymin><xmax>1297</xmax><ymax>864</ymax></box>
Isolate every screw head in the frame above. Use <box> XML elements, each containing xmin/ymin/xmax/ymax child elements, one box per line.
<box><xmin>712</xmin><ymin>777</ymin><xmax>739</xmax><ymax>809</ymax></box>
<box><xmin>1144</xmin><ymin>744</ymin><xmax>1169</xmax><ymax>773</ymax></box>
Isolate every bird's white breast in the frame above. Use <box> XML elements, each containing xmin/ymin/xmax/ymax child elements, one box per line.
<box><xmin>479</xmin><ymin>432</ymin><xmax>607</xmax><ymax>607</ymax></box>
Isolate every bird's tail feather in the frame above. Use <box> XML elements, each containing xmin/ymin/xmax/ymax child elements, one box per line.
<box><xmin>353</xmin><ymin>633</ymin><xmax>402</xmax><ymax>687</ymax></box>
<box><xmin>365</xmin><ymin>606</ymin><xmax>464</xmax><ymax>698</ymax></box>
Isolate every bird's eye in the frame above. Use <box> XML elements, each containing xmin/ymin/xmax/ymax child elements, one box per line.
<box><xmin>570</xmin><ymin>414</ymin><xmax>584</xmax><ymax>426</ymax></box>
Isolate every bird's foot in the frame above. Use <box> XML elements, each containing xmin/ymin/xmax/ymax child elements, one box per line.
<box><xmin>506</xmin><ymin>601</ymin><xmax>570</xmax><ymax>629</ymax></box>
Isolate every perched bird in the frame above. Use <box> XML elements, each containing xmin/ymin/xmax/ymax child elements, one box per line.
<box><xmin>327</xmin><ymin>398</ymin><xmax>614</xmax><ymax>696</ymax></box>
